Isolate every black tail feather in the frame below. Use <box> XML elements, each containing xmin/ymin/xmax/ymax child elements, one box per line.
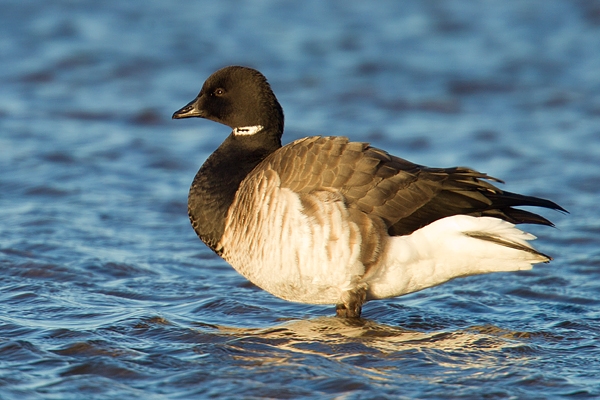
<box><xmin>483</xmin><ymin>208</ymin><xmax>556</xmax><ymax>227</ymax></box>
<box><xmin>486</xmin><ymin>190</ymin><xmax>568</xmax><ymax>212</ymax></box>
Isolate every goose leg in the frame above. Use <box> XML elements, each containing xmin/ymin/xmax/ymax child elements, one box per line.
<box><xmin>336</xmin><ymin>285</ymin><xmax>367</xmax><ymax>318</ymax></box>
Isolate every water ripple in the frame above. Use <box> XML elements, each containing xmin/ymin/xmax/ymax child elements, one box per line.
<box><xmin>1</xmin><ymin>0</ymin><xmax>599</xmax><ymax>398</ymax></box>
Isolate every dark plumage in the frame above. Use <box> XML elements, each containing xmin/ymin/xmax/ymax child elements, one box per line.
<box><xmin>172</xmin><ymin>66</ymin><xmax>565</xmax><ymax>318</ymax></box>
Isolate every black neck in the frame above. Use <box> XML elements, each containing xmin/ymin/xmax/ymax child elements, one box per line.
<box><xmin>187</xmin><ymin>129</ymin><xmax>281</xmax><ymax>254</ymax></box>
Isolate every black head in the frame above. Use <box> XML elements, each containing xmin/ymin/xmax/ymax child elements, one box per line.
<box><xmin>172</xmin><ymin>66</ymin><xmax>284</xmax><ymax>137</ymax></box>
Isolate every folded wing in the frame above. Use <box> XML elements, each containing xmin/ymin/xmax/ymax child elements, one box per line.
<box><xmin>262</xmin><ymin>136</ymin><xmax>565</xmax><ymax>236</ymax></box>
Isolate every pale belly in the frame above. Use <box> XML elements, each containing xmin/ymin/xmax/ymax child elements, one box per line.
<box><xmin>219</xmin><ymin>171</ymin><xmax>368</xmax><ymax>305</ymax></box>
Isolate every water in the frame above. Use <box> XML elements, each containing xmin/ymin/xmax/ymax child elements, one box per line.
<box><xmin>1</xmin><ymin>0</ymin><xmax>599</xmax><ymax>398</ymax></box>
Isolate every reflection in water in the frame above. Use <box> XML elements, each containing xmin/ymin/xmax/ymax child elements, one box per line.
<box><xmin>207</xmin><ymin>317</ymin><xmax>533</xmax><ymax>375</ymax></box>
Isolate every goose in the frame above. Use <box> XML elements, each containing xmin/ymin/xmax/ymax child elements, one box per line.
<box><xmin>172</xmin><ymin>66</ymin><xmax>565</xmax><ymax>318</ymax></box>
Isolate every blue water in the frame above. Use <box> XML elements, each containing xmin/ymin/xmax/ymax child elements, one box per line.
<box><xmin>1</xmin><ymin>0</ymin><xmax>600</xmax><ymax>398</ymax></box>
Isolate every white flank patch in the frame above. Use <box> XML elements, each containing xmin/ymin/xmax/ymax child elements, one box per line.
<box><xmin>233</xmin><ymin>125</ymin><xmax>264</xmax><ymax>136</ymax></box>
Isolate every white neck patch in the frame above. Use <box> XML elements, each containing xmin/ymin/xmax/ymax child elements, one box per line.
<box><xmin>233</xmin><ymin>125</ymin><xmax>264</xmax><ymax>136</ymax></box>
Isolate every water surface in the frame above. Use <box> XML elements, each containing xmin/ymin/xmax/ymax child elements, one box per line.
<box><xmin>1</xmin><ymin>1</ymin><xmax>599</xmax><ymax>398</ymax></box>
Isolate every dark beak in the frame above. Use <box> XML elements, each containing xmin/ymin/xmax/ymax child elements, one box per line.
<box><xmin>172</xmin><ymin>97</ymin><xmax>204</xmax><ymax>119</ymax></box>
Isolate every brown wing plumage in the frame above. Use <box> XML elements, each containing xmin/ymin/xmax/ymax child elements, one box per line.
<box><xmin>261</xmin><ymin>136</ymin><xmax>565</xmax><ymax>236</ymax></box>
